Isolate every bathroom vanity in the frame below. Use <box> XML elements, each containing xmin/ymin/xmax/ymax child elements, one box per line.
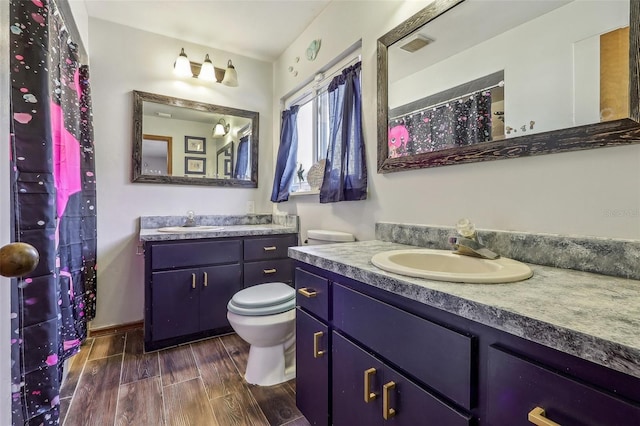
<box><xmin>291</xmin><ymin>225</ymin><xmax>640</xmax><ymax>426</ymax></box>
<box><xmin>139</xmin><ymin>214</ymin><xmax>298</xmax><ymax>351</ymax></box>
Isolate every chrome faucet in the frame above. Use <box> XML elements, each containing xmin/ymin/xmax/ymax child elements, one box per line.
<box><xmin>448</xmin><ymin>219</ymin><xmax>500</xmax><ymax>260</ymax></box>
<box><xmin>184</xmin><ymin>210</ymin><xmax>197</xmax><ymax>227</ymax></box>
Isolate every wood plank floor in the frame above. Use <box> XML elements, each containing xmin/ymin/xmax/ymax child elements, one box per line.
<box><xmin>61</xmin><ymin>329</ymin><xmax>309</xmax><ymax>426</ymax></box>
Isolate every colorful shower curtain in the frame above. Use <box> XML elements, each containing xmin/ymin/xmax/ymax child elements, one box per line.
<box><xmin>9</xmin><ymin>0</ymin><xmax>98</xmax><ymax>424</ymax></box>
<box><xmin>388</xmin><ymin>91</ymin><xmax>492</xmax><ymax>157</ymax></box>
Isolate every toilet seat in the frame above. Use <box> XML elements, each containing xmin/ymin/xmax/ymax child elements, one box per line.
<box><xmin>228</xmin><ymin>282</ymin><xmax>295</xmax><ymax>316</ymax></box>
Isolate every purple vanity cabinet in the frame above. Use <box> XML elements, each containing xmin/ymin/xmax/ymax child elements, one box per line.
<box><xmin>333</xmin><ymin>332</ymin><xmax>471</xmax><ymax>426</ymax></box>
<box><xmin>295</xmin><ymin>268</ymin><xmax>332</xmax><ymax>425</ymax></box>
<box><xmin>293</xmin><ymin>262</ymin><xmax>640</xmax><ymax>426</ymax></box>
<box><xmin>144</xmin><ymin>234</ymin><xmax>296</xmax><ymax>351</ymax></box>
<box><xmin>296</xmin><ymin>308</ymin><xmax>330</xmax><ymax>426</ymax></box>
<box><xmin>486</xmin><ymin>346</ymin><xmax>640</xmax><ymax>425</ymax></box>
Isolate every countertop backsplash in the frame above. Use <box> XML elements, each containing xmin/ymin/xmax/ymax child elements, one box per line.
<box><xmin>376</xmin><ymin>222</ymin><xmax>640</xmax><ymax>281</ymax></box>
<box><xmin>140</xmin><ymin>214</ymin><xmax>298</xmax><ymax>230</ymax></box>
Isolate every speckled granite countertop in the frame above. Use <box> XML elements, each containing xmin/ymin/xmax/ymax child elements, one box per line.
<box><xmin>140</xmin><ymin>224</ymin><xmax>298</xmax><ymax>242</ymax></box>
<box><xmin>139</xmin><ymin>213</ymin><xmax>298</xmax><ymax>242</ymax></box>
<box><xmin>289</xmin><ymin>240</ymin><xmax>640</xmax><ymax>379</ymax></box>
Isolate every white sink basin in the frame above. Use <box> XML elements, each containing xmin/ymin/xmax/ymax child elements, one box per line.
<box><xmin>157</xmin><ymin>226</ymin><xmax>224</xmax><ymax>233</ymax></box>
<box><xmin>371</xmin><ymin>249</ymin><xmax>533</xmax><ymax>283</ymax></box>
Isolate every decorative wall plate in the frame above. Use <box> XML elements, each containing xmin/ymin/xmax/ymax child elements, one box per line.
<box><xmin>307</xmin><ymin>159</ymin><xmax>326</xmax><ymax>190</ymax></box>
<box><xmin>306</xmin><ymin>39</ymin><xmax>321</xmax><ymax>61</ymax></box>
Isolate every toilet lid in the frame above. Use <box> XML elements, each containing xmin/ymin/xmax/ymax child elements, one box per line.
<box><xmin>227</xmin><ymin>282</ymin><xmax>295</xmax><ymax>316</ymax></box>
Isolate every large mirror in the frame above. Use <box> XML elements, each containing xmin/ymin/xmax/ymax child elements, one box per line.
<box><xmin>377</xmin><ymin>0</ymin><xmax>640</xmax><ymax>173</ymax></box>
<box><xmin>132</xmin><ymin>91</ymin><xmax>258</xmax><ymax>186</ymax></box>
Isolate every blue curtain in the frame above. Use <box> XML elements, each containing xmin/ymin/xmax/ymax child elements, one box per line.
<box><xmin>271</xmin><ymin>106</ymin><xmax>299</xmax><ymax>202</ymax></box>
<box><xmin>320</xmin><ymin>62</ymin><xmax>367</xmax><ymax>203</ymax></box>
<box><xmin>234</xmin><ymin>135</ymin><xmax>249</xmax><ymax>179</ymax></box>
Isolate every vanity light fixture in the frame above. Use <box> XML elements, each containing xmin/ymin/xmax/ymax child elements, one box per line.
<box><xmin>173</xmin><ymin>48</ymin><xmax>193</xmax><ymax>78</ymax></box>
<box><xmin>173</xmin><ymin>48</ymin><xmax>239</xmax><ymax>86</ymax></box>
<box><xmin>198</xmin><ymin>54</ymin><xmax>216</xmax><ymax>82</ymax></box>
<box><xmin>212</xmin><ymin>118</ymin><xmax>230</xmax><ymax>138</ymax></box>
<box><xmin>221</xmin><ymin>60</ymin><xmax>239</xmax><ymax>87</ymax></box>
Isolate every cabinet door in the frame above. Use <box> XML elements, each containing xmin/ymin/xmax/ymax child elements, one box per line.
<box><xmin>332</xmin><ymin>332</ymin><xmax>383</xmax><ymax>426</ymax></box>
<box><xmin>296</xmin><ymin>308</ymin><xmax>330</xmax><ymax>426</ymax></box>
<box><xmin>151</xmin><ymin>268</ymin><xmax>200</xmax><ymax>341</ymax></box>
<box><xmin>383</xmin><ymin>365</ymin><xmax>471</xmax><ymax>426</ymax></box>
<box><xmin>199</xmin><ymin>264</ymin><xmax>242</xmax><ymax>331</ymax></box>
<box><xmin>487</xmin><ymin>346</ymin><xmax>640</xmax><ymax>426</ymax></box>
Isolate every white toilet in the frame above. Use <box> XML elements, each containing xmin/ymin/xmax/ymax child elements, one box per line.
<box><xmin>227</xmin><ymin>230</ymin><xmax>355</xmax><ymax>386</ymax></box>
<box><xmin>227</xmin><ymin>282</ymin><xmax>296</xmax><ymax>386</ymax></box>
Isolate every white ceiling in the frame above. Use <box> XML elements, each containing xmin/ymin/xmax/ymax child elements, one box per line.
<box><xmin>82</xmin><ymin>0</ymin><xmax>331</xmax><ymax>61</ymax></box>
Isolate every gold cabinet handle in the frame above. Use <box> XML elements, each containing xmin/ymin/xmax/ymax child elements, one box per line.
<box><xmin>382</xmin><ymin>381</ymin><xmax>396</xmax><ymax>420</ymax></box>
<box><xmin>298</xmin><ymin>287</ymin><xmax>317</xmax><ymax>298</ymax></box>
<box><xmin>263</xmin><ymin>268</ymin><xmax>277</xmax><ymax>274</ymax></box>
<box><xmin>191</xmin><ymin>273</ymin><xmax>196</xmax><ymax>289</ymax></box>
<box><xmin>263</xmin><ymin>246</ymin><xmax>277</xmax><ymax>251</ymax></box>
<box><xmin>203</xmin><ymin>271</ymin><xmax>208</xmax><ymax>287</ymax></box>
<box><xmin>313</xmin><ymin>331</ymin><xmax>325</xmax><ymax>358</ymax></box>
<box><xmin>364</xmin><ymin>368</ymin><xmax>377</xmax><ymax>403</ymax></box>
<box><xmin>528</xmin><ymin>407</ymin><xmax>561</xmax><ymax>426</ymax></box>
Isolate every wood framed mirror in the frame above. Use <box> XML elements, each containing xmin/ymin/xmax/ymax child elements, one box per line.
<box><xmin>132</xmin><ymin>91</ymin><xmax>259</xmax><ymax>187</ymax></box>
<box><xmin>377</xmin><ymin>0</ymin><xmax>640</xmax><ymax>173</ymax></box>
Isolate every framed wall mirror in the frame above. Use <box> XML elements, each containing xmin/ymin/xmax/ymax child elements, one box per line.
<box><xmin>377</xmin><ymin>0</ymin><xmax>640</xmax><ymax>173</ymax></box>
<box><xmin>132</xmin><ymin>91</ymin><xmax>258</xmax><ymax>186</ymax></box>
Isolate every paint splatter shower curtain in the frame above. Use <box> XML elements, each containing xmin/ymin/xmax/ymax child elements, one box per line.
<box><xmin>9</xmin><ymin>0</ymin><xmax>97</xmax><ymax>424</ymax></box>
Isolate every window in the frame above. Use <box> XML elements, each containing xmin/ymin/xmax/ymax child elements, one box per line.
<box><xmin>285</xmin><ymin>54</ymin><xmax>360</xmax><ymax>193</ymax></box>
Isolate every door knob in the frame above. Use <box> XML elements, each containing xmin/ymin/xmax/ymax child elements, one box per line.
<box><xmin>0</xmin><ymin>242</ymin><xmax>39</xmax><ymax>278</ymax></box>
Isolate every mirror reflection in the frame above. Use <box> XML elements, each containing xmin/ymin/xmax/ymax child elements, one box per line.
<box><xmin>132</xmin><ymin>91</ymin><xmax>258</xmax><ymax>187</ymax></box>
<box><xmin>378</xmin><ymin>0</ymin><xmax>637</xmax><ymax>171</ymax></box>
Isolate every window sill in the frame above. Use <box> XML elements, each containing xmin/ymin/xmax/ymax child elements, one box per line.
<box><xmin>289</xmin><ymin>190</ymin><xmax>320</xmax><ymax>197</ymax></box>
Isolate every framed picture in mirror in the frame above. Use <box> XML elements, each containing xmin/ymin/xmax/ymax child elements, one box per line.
<box><xmin>185</xmin><ymin>157</ymin><xmax>206</xmax><ymax>175</ymax></box>
<box><xmin>185</xmin><ymin>136</ymin><xmax>206</xmax><ymax>154</ymax></box>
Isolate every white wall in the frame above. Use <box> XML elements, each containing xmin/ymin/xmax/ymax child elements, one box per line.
<box><xmin>89</xmin><ymin>18</ymin><xmax>274</xmax><ymax>328</ymax></box>
<box><xmin>273</xmin><ymin>0</ymin><xmax>640</xmax><ymax>243</ymax></box>
<box><xmin>67</xmin><ymin>0</ymin><xmax>90</xmax><ymax>51</ymax></box>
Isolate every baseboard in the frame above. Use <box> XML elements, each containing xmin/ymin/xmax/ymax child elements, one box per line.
<box><xmin>89</xmin><ymin>321</ymin><xmax>143</xmax><ymax>338</ymax></box>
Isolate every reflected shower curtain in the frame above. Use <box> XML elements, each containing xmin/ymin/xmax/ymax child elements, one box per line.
<box><xmin>388</xmin><ymin>91</ymin><xmax>492</xmax><ymax>157</ymax></box>
<box><xmin>9</xmin><ymin>0</ymin><xmax>98</xmax><ymax>424</ymax></box>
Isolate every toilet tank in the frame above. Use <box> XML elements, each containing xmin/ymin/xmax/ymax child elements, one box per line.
<box><xmin>306</xmin><ymin>230</ymin><xmax>355</xmax><ymax>245</ymax></box>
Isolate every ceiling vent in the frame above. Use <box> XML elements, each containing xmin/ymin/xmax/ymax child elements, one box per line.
<box><xmin>399</xmin><ymin>35</ymin><xmax>433</xmax><ymax>53</ymax></box>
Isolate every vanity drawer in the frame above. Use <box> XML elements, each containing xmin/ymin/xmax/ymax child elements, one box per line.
<box><xmin>332</xmin><ymin>283</ymin><xmax>474</xmax><ymax>410</ymax></box>
<box><xmin>295</xmin><ymin>268</ymin><xmax>330</xmax><ymax>322</ymax></box>
<box><xmin>487</xmin><ymin>346</ymin><xmax>640</xmax><ymax>426</ymax></box>
<box><xmin>244</xmin><ymin>234</ymin><xmax>298</xmax><ymax>261</ymax></box>
<box><xmin>151</xmin><ymin>239</ymin><xmax>241</xmax><ymax>270</ymax></box>
<box><xmin>243</xmin><ymin>259</ymin><xmax>294</xmax><ymax>287</ymax></box>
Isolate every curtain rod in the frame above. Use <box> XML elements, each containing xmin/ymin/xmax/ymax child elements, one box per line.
<box><xmin>286</xmin><ymin>55</ymin><xmax>361</xmax><ymax>109</ymax></box>
<box><xmin>390</xmin><ymin>80</ymin><xmax>504</xmax><ymax>121</ymax></box>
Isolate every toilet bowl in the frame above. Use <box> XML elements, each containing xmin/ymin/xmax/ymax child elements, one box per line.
<box><xmin>227</xmin><ymin>230</ymin><xmax>354</xmax><ymax>386</ymax></box>
<box><xmin>227</xmin><ymin>282</ymin><xmax>296</xmax><ymax>386</ymax></box>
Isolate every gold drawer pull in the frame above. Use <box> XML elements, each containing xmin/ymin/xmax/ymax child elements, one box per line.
<box><xmin>528</xmin><ymin>407</ymin><xmax>560</xmax><ymax>426</ymax></box>
<box><xmin>298</xmin><ymin>288</ymin><xmax>317</xmax><ymax>298</ymax></box>
<box><xmin>263</xmin><ymin>246</ymin><xmax>277</xmax><ymax>251</ymax></box>
<box><xmin>364</xmin><ymin>368</ymin><xmax>377</xmax><ymax>403</ymax></box>
<box><xmin>383</xmin><ymin>381</ymin><xmax>396</xmax><ymax>420</ymax></box>
<box><xmin>191</xmin><ymin>273</ymin><xmax>196</xmax><ymax>289</ymax></box>
<box><xmin>263</xmin><ymin>268</ymin><xmax>277</xmax><ymax>274</ymax></box>
<box><xmin>203</xmin><ymin>271</ymin><xmax>208</xmax><ymax>287</ymax></box>
<box><xmin>313</xmin><ymin>331</ymin><xmax>325</xmax><ymax>358</ymax></box>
